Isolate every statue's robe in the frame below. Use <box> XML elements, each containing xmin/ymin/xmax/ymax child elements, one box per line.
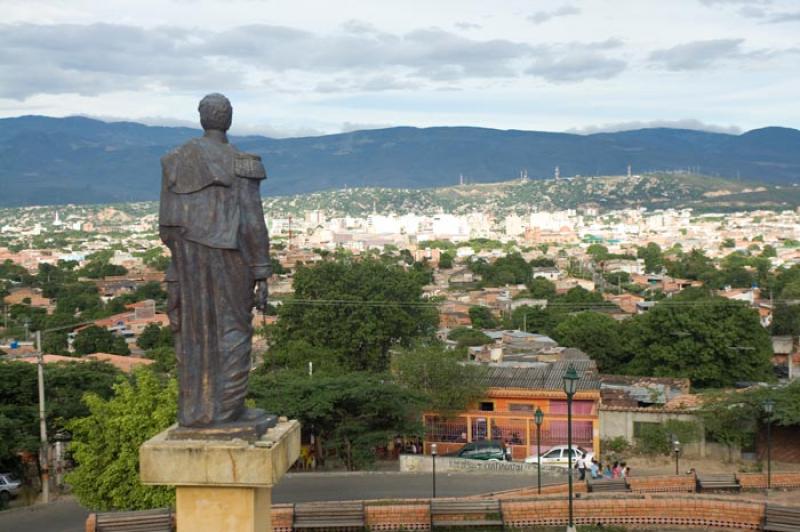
<box><xmin>159</xmin><ymin>135</ymin><xmax>270</xmax><ymax>427</ymax></box>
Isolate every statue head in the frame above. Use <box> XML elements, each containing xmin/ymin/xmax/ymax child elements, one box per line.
<box><xmin>198</xmin><ymin>93</ymin><xmax>233</xmax><ymax>132</ymax></box>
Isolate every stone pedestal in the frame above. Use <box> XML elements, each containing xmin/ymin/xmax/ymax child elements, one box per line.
<box><xmin>140</xmin><ymin>419</ymin><xmax>300</xmax><ymax>532</ymax></box>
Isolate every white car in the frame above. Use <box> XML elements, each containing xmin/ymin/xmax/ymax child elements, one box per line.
<box><xmin>0</xmin><ymin>473</ymin><xmax>21</xmax><ymax>504</ymax></box>
<box><xmin>524</xmin><ymin>445</ymin><xmax>594</xmax><ymax>467</ymax></box>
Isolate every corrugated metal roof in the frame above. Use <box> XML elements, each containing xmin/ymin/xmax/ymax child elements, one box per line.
<box><xmin>478</xmin><ymin>360</ymin><xmax>599</xmax><ymax>391</ymax></box>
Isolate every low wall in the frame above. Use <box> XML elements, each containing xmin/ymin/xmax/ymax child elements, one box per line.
<box><xmin>738</xmin><ymin>472</ymin><xmax>800</xmax><ymax>490</ymax></box>
<box><xmin>399</xmin><ymin>454</ymin><xmax>565</xmax><ymax>475</ymax></box>
<box><xmin>502</xmin><ymin>494</ymin><xmax>765</xmax><ymax>530</ymax></box>
<box><xmin>269</xmin><ymin>493</ymin><xmax>773</xmax><ymax>532</ymax></box>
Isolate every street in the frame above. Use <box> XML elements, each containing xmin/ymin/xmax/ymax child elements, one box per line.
<box><xmin>0</xmin><ymin>471</ymin><xmax>560</xmax><ymax>532</ymax></box>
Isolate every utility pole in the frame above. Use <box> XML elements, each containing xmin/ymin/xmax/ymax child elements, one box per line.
<box><xmin>36</xmin><ymin>330</ymin><xmax>50</xmax><ymax>503</ymax></box>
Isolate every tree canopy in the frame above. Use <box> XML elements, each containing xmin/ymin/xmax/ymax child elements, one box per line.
<box><xmin>0</xmin><ymin>360</ymin><xmax>120</xmax><ymax>471</ymax></box>
<box><xmin>248</xmin><ymin>369</ymin><xmax>421</xmax><ymax>470</ymax></box>
<box><xmin>624</xmin><ymin>298</ymin><xmax>773</xmax><ymax>387</ymax></box>
<box><xmin>67</xmin><ymin>368</ymin><xmax>177</xmax><ymax>511</ymax></box>
<box><xmin>271</xmin><ymin>257</ymin><xmax>438</xmax><ymax>373</ymax></box>
<box><xmin>552</xmin><ymin>312</ymin><xmax>624</xmax><ymax>372</ymax></box>
<box><xmin>468</xmin><ymin>306</ymin><xmax>498</xmax><ymax>329</ymax></box>
<box><xmin>392</xmin><ymin>344</ymin><xmax>485</xmax><ymax>416</ymax></box>
<box><xmin>73</xmin><ymin>325</ymin><xmax>130</xmax><ymax>356</ymax></box>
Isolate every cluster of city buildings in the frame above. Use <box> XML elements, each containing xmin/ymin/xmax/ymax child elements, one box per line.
<box><xmin>2</xmin><ymin>201</ymin><xmax>800</xmax><ymax>462</ymax></box>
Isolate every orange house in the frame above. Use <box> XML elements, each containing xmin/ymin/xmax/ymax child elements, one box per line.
<box><xmin>423</xmin><ymin>360</ymin><xmax>601</xmax><ymax>460</ymax></box>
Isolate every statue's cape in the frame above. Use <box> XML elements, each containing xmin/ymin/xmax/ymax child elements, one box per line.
<box><xmin>159</xmin><ymin>136</ymin><xmax>266</xmax><ymax>249</ymax></box>
<box><xmin>163</xmin><ymin>138</ymin><xmax>265</xmax><ymax>195</ymax></box>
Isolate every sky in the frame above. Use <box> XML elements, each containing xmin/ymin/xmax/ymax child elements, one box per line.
<box><xmin>0</xmin><ymin>0</ymin><xmax>799</xmax><ymax>137</ymax></box>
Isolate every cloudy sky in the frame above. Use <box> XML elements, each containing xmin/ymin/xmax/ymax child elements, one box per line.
<box><xmin>1</xmin><ymin>0</ymin><xmax>799</xmax><ymax>137</ymax></box>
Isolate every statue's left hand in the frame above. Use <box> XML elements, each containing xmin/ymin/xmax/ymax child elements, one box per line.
<box><xmin>255</xmin><ymin>280</ymin><xmax>269</xmax><ymax>311</ymax></box>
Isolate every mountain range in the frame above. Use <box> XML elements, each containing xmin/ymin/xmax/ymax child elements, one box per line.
<box><xmin>1</xmin><ymin>115</ymin><xmax>799</xmax><ymax>207</ymax></box>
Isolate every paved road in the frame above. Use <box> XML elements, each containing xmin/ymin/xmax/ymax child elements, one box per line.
<box><xmin>0</xmin><ymin>471</ymin><xmax>559</xmax><ymax>532</ymax></box>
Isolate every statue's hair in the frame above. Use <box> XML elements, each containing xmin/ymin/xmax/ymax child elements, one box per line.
<box><xmin>198</xmin><ymin>93</ymin><xmax>233</xmax><ymax>132</ymax></box>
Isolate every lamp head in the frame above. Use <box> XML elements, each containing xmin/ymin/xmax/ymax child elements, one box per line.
<box><xmin>763</xmin><ymin>398</ymin><xmax>775</xmax><ymax>415</ymax></box>
<box><xmin>563</xmin><ymin>364</ymin><xmax>580</xmax><ymax>397</ymax></box>
<box><xmin>534</xmin><ymin>407</ymin><xmax>544</xmax><ymax>426</ymax></box>
<box><xmin>431</xmin><ymin>443</ymin><xmax>437</xmax><ymax>456</ymax></box>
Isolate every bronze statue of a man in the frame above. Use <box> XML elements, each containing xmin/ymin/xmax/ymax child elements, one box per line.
<box><xmin>159</xmin><ymin>93</ymin><xmax>275</xmax><ymax>439</ymax></box>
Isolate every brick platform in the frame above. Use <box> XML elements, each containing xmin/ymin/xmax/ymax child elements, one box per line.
<box><xmin>265</xmin><ymin>491</ymin><xmax>800</xmax><ymax>531</ymax></box>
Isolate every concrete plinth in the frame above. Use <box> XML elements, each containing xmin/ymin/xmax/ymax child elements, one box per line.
<box><xmin>140</xmin><ymin>419</ymin><xmax>300</xmax><ymax>532</ymax></box>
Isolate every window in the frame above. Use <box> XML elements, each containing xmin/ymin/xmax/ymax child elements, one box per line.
<box><xmin>509</xmin><ymin>403</ymin><xmax>534</xmax><ymax>412</ymax></box>
<box><xmin>549</xmin><ymin>400</ymin><xmax>594</xmax><ymax>415</ymax></box>
<box><xmin>543</xmin><ymin>449</ymin><xmax>561</xmax><ymax>459</ymax></box>
<box><xmin>479</xmin><ymin>402</ymin><xmax>494</xmax><ymax>412</ymax></box>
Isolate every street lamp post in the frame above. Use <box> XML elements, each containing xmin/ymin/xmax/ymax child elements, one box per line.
<box><xmin>431</xmin><ymin>443</ymin><xmax>437</xmax><ymax>499</ymax></box>
<box><xmin>673</xmin><ymin>439</ymin><xmax>681</xmax><ymax>475</ymax></box>
<box><xmin>534</xmin><ymin>407</ymin><xmax>544</xmax><ymax>495</ymax></box>
<box><xmin>563</xmin><ymin>364</ymin><xmax>580</xmax><ymax>532</ymax></box>
<box><xmin>763</xmin><ymin>399</ymin><xmax>774</xmax><ymax>490</ymax></box>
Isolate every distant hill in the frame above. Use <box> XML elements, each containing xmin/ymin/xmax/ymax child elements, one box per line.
<box><xmin>261</xmin><ymin>172</ymin><xmax>800</xmax><ymax>216</ymax></box>
<box><xmin>0</xmin><ymin>115</ymin><xmax>799</xmax><ymax>207</ymax></box>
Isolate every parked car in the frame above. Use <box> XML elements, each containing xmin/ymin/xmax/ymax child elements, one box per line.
<box><xmin>0</xmin><ymin>473</ymin><xmax>21</xmax><ymax>504</ymax></box>
<box><xmin>523</xmin><ymin>445</ymin><xmax>594</xmax><ymax>467</ymax></box>
<box><xmin>447</xmin><ymin>440</ymin><xmax>508</xmax><ymax>461</ymax></box>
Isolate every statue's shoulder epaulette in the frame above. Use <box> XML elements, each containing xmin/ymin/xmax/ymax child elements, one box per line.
<box><xmin>234</xmin><ymin>151</ymin><xmax>266</xmax><ymax>180</ymax></box>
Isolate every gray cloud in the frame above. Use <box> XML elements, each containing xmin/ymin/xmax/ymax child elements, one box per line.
<box><xmin>528</xmin><ymin>5</ymin><xmax>581</xmax><ymax>24</ymax></box>
<box><xmin>526</xmin><ymin>40</ymin><xmax>627</xmax><ymax>82</ymax></box>
<box><xmin>569</xmin><ymin>119</ymin><xmax>743</xmax><ymax>135</ymax></box>
<box><xmin>766</xmin><ymin>11</ymin><xmax>800</xmax><ymax>23</ymax></box>
<box><xmin>699</xmin><ymin>0</ymin><xmax>772</xmax><ymax>5</ymax></box>
<box><xmin>454</xmin><ymin>22</ymin><xmax>482</xmax><ymax>30</ymax></box>
<box><xmin>0</xmin><ymin>21</ymin><xmax>629</xmax><ymax>99</ymax></box>
<box><xmin>649</xmin><ymin>38</ymin><xmax>747</xmax><ymax>70</ymax></box>
<box><xmin>527</xmin><ymin>53</ymin><xmax>626</xmax><ymax>82</ymax></box>
<box><xmin>0</xmin><ymin>23</ymin><xmax>242</xmax><ymax>99</ymax></box>
<box><xmin>736</xmin><ymin>5</ymin><xmax>800</xmax><ymax>23</ymax></box>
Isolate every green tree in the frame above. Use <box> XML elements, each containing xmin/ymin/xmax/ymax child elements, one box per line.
<box><xmin>720</xmin><ymin>238</ymin><xmax>736</xmax><ymax>249</ymax></box>
<box><xmin>527</xmin><ymin>277</ymin><xmax>557</xmax><ymax>300</ymax></box>
<box><xmin>137</xmin><ymin>248</ymin><xmax>170</xmax><ymax>272</ymax></box>
<box><xmin>511</xmin><ymin>305</ymin><xmax>564</xmax><ymax>336</ymax></box>
<box><xmin>529</xmin><ymin>257</ymin><xmax>555</xmax><ymax>267</ymax></box>
<box><xmin>74</xmin><ymin>325</ymin><xmax>130</xmax><ymax>355</ymax></box>
<box><xmin>392</xmin><ymin>344</ymin><xmax>486</xmax><ymax>416</ymax></box>
<box><xmin>42</xmin><ymin>330</ymin><xmax>70</xmax><ymax>355</ymax></box>
<box><xmin>666</xmin><ymin>249</ymin><xmax>717</xmax><ymax>282</ymax></box>
<box><xmin>145</xmin><ymin>346</ymin><xmax>177</xmax><ymax>375</ymax></box>
<box><xmin>624</xmin><ymin>298</ymin><xmax>773</xmax><ymax>387</ymax></box>
<box><xmin>136</xmin><ymin>324</ymin><xmax>172</xmax><ymax>350</ymax></box>
<box><xmin>271</xmin><ymin>258</ymin><xmax>438</xmax><ymax>373</ymax></box>
<box><xmin>760</xmin><ymin>245</ymin><xmax>777</xmax><ymax>258</ymax></box>
<box><xmin>447</xmin><ymin>327</ymin><xmax>492</xmax><ymax>348</ymax></box>
<box><xmin>781</xmin><ymin>280</ymin><xmax>800</xmax><ymax>300</ymax></box>
<box><xmin>553</xmin><ymin>312</ymin><xmax>625</xmax><ymax>372</ymax></box>
<box><xmin>248</xmin><ymin>370</ymin><xmax>421</xmax><ymax>470</ymax></box>
<box><xmin>557</xmin><ymin>286</ymin><xmax>606</xmax><ymax>310</ymax></box>
<box><xmin>0</xmin><ymin>361</ymin><xmax>120</xmax><ymax>470</ymax></box>
<box><xmin>468</xmin><ymin>306</ymin><xmax>498</xmax><ymax>329</ymax></box>
<box><xmin>67</xmin><ymin>368</ymin><xmax>176</xmax><ymax>510</ymax></box>
<box><xmin>586</xmin><ymin>244</ymin><xmax>609</xmax><ymax>261</ymax></box>
<box><xmin>54</xmin><ymin>282</ymin><xmax>104</xmax><ymax>316</ymax></box>
<box><xmin>470</xmin><ymin>253</ymin><xmax>532</xmax><ymax>286</ymax></box>
<box><xmin>637</xmin><ymin>243</ymin><xmax>664</xmax><ymax>274</ymax></box>
<box><xmin>438</xmin><ymin>252</ymin><xmax>454</xmax><ymax>269</ymax></box>
<box><xmin>772</xmin><ymin>303</ymin><xmax>800</xmax><ymax>336</ymax></box>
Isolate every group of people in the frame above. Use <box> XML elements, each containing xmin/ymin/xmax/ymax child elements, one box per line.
<box><xmin>575</xmin><ymin>456</ymin><xmax>631</xmax><ymax>481</ymax></box>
